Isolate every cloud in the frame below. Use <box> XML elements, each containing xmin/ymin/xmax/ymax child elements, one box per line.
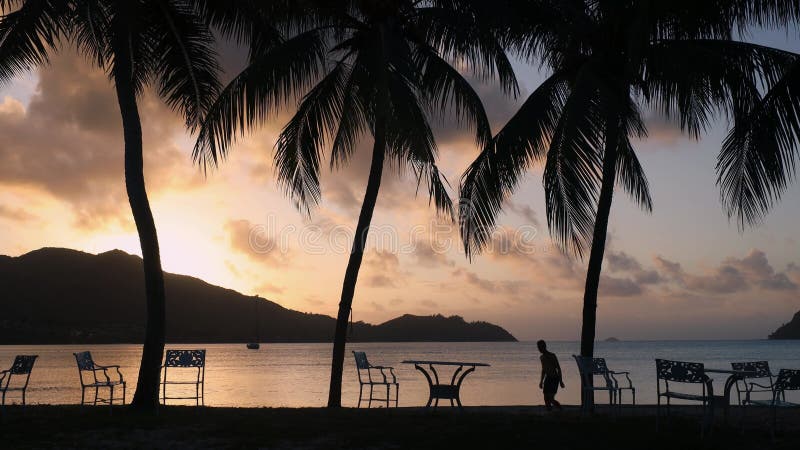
<box><xmin>599</xmin><ymin>275</ymin><xmax>643</xmax><ymax>297</ymax></box>
<box><xmin>653</xmin><ymin>250</ymin><xmax>797</xmax><ymax>295</ymax></box>
<box><xmin>420</xmin><ymin>299</ymin><xmax>438</xmax><ymax>309</ymax></box>
<box><xmin>226</xmin><ymin>219</ymin><xmax>291</xmax><ymax>266</ymax></box>
<box><xmin>451</xmin><ymin>267</ymin><xmax>529</xmax><ymax>301</ymax></box>
<box><xmin>506</xmin><ymin>201</ymin><xmax>541</xmax><ymax>228</ymax></box>
<box><xmin>0</xmin><ymin>204</ymin><xmax>37</xmax><ymax>222</ymax></box>
<box><xmin>0</xmin><ymin>48</ymin><xmax>201</xmax><ymax>230</ymax></box>
<box><xmin>413</xmin><ymin>241</ymin><xmax>455</xmax><ymax>267</ymax></box>
<box><xmin>362</xmin><ymin>250</ymin><xmax>402</xmax><ymax>287</ymax></box>
<box><xmin>606</xmin><ymin>251</ymin><xmax>642</xmax><ymax>272</ymax></box>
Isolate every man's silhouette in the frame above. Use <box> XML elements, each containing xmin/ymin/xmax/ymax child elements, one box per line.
<box><xmin>537</xmin><ymin>340</ymin><xmax>564</xmax><ymax>411</ymax></box>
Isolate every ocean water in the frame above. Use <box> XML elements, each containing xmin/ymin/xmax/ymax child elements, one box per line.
<box><xmin>1</xmin><ymin>341</ymin><xmax>799</xmax><ymax>407</ymax></box>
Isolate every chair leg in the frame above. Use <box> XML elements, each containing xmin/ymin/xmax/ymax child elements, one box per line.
<box><xmin>2</xmin><ymin>390</ymin><xmax>6</xmax><ymax>406</ymax></box>
<box><xmin>93</xmin><ymin>386</ymin><xmax>99</xmax><ymax>406</ymax></box>
<box><xmin>385</xmin><ymin>385</ymin><xmax>390</xmax><ymax>408</ymax></box>
<box><xmin>123</xmin><ymin>383</ymin><xmax>126</xmax><ymax>406</ymax></box>
<box><xmin>395</xmin><ymin>384</ymin><xmax>399</xmax><ymax>407</ymax></box>
<box><xmin>656</xmin><ymin>396</ymin><xmax>661</xmax><ymax>432</ymax></box>
<box><xmin>368</xmin><ymin>385</ymin><xmax>373</xmax><ymax>408</ymax></box>
<box><xmin>357</xmin><ymin>384</ymin><xmax>363</xmax><ymax>408</ymax></box>
<box><xmin>110</xmin><ymin>386</ymin><xmax>114</xmax><ymax>406</ymax></box>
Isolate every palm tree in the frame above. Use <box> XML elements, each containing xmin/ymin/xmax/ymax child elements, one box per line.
<box><xmin>193</xmin><ymin>0</ymin><xmax>516</xmax><ymax>407</ymax></box>
<box><xmin>0</xmin><ymin>0</ymin><xmax>222</xmax><ymax>409</ymax></box>
<box><xmin>459</xmin><ymin>0</ymin><xmax>797</xmax><ymax>367</ymax></box>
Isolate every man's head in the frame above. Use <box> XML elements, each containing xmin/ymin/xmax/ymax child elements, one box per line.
<box><xmin>537</xmin><ymin>340</ymin><xmax>547</xmax><ymax>353</ymax></box>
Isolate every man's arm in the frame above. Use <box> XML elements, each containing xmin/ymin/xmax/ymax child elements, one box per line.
<box><xmin>555</xmin><ymin>355</ymin><xmax>565</xmax><ymax>387</ymax></box>
<box><xmin>539</xmin><ymin>356</ymin><xmax>545</xmax><ymax>388</ymax></box>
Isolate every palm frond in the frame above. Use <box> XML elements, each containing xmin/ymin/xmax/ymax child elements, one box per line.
<box><xmin>151</xmin><ymin>0</ymin><xmax>222</xmax><ymax>130</ymax></box>
<box><xmin>459</xmin><ymin>69</ymin><xmax>572</xmax><ymax>258</ymax></box>
<box><xmin>616</xmin><ymin>133</ymin><xmax>653</xmax><ymax>212</ymax></box>
<box><xmin>416</xmin><ymin>4</ymin><xmax>518</xmax><ymax>95</ymax></box>
<box><xmin>193</xmin><ymin>28</ymin><xmax>327</xmax><ymax>168</ymax></box>
<box><xmin>415</xmin><ymin>44</ymin><xmax>492</xmax><ymax>148</ymax></box>
<box><xmin>0</xmin><ymin>0</ymin><xmax>69</xmax><ymax>84</ymax></box>
<box><xmin>718</xmin><ymin>59</ymin><xmax>800</xmax><ymax>227</ymax></box>
<box><xmin>274</xmin><ymin>60</ymin><xmax>351</xmax><ymax>214</ymax></box>
<box><xmin>383</xmin><ymin>61</ymin><xmax>454</xmax><ymax>218</ymax></box>
<box><xmin>543</xmin><ymin>68</ymin><xmax>606</xmax><ymax>258</ymax></box>
<box><xmin>643</xmin><ymin>39</ymin><xmax>796</xmax><ymax>137</ymax></box>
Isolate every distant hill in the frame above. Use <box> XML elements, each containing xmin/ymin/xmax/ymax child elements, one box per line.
<box><xmin>0</xmin><ymin>248</ymin><xmax>516</xmax><ymax>344</ymax></box>
<box><xmin>769</xmin><ymin>310</ymin><xmax>800</xmax><ymax>339</ymax></box>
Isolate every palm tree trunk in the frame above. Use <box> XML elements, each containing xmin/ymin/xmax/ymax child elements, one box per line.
<box><xmin>579</xmin><ymin>118</ymin><xmax>619</xmax><ymax>407</ymax></box>
<box><xmin>113</xmin><ymin>41</ymin><xmax>167</xmax><ymax>411</ymax></box>
<box><xmin>326</xmin><ymin>110</ymin><xmax>386</xmax><ymax>408</ymax></box>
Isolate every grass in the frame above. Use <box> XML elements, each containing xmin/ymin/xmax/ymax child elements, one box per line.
<box><xmin>1</xmin><ymin>405</ymin><xmax>798</xmax><ymax>449</ymax></box>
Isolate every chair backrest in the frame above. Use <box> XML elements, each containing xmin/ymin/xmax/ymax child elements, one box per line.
<box><xmin>580</xmin><ymin>356</ymin><xmax>609</xmax><ymax>374</ymax></box>
<box><xmin>656</xmin><ymin>359</ymin><xmax>706</xmax><ymax>383</ymax></box>
<box><xmin>74</xmin><ymin>351</ymin><xmax>95</xmax><ymax>371</ymax></box>
<box><xmin>774</xmin><ymin>369</ymin><xmax>800</xmax><ymax>392</ymax></box>
<box><xmin>164</xmin><ymin>350</ymin><xmax>206</xmax><ymax>368</ymax></box>
<box><xmin>731</xmin><ymin>361</ymin><xmax>771</xmax><ymax>378</ymax></box>
<box><xmin>10</xmin><ymin>355</ymin><xmax>37</xmax><ymax>375</ymax></box>
<box><xmin>353</xmin><ymin>351</ymin><xmax>370</xmax><ymax>370</ymax></box>
<box><xmin>574</xmin><ymin>355</ymin><xmax>613</xmax><ymax>388</ymax></box>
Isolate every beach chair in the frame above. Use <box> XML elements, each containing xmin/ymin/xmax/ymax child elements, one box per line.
<box><xmin>656</xmin><ymin>359</ymin><xmax>713</xmax><ymax>432</ymax></box>
<box><xmin>0</xmin><ymin>355</ymin><xmax>38</xmax><ymax>405</ymax></box>
<box><xmin>353</xmin><ymin>351</ymin><xmax>399</xmax><ymax>408</ymax></box>
<box><xmin>573</xmin><ymin>355</ymin><xmax>635</xmax><ymax>412</ymax></box>
<box><xmin>161</xmin><ymin>349</ymin><xmax>206</xmax><ymax>405</ymax></box>
<box><xmin>745</xmin><ymin>369</ymin><xmax>800</xmax><ymax>437</ymax></box>
<box><xmin>74</xmin><ymin>351</ymin><xmax>126</xmax><ymax>406</ymax></box>
<box><xmin>731</xmin><ymin>361</ymin><xmax>775</xmax><ymax>405</ymax></box>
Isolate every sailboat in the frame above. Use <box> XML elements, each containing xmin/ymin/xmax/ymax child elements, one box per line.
<box><xmin>247</xmin><ymin>296</ymin><xmax>261</xmax><ymax>350</ymax></box>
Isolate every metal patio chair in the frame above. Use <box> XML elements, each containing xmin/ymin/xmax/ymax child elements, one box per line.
<box><xmin>731</xmin><ymin>361</ymin><xmax>776</xmax><ymax>405</ymax></box>
<box><xmin>745</xmin><ymin>369</ymin><xmax>800</xmax><ymax>438</ymax></box>
<box><xmin>573</xmin><ymin>355</ymin><xmax>635</xmax><ymax>412</ymax></box>
<box><xmin>1</xmin><ymin>355</ymin><xmax>38</xmax><ymax>406</ymax></box>
<box><xmin>353</xmin><ymin>351</ymin><xmax>399</xmax><ymax>408</ymax></box>
<box><xmin>656</xmin><ymin>359</ymin><xmax>713</xmax><ymax>432</ymax></box>
<box><xmin>161</xmin><ymin>349</ymin><xmax>206</xmax><ymax>405</ymax></box>
<box><xmin>74</xmin><ymin>351</ymin><xmax>126</xmax><ymax>406</ymax></box>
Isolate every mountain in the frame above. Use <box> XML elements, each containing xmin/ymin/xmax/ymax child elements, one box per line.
<box><xmin>769</xmin><ymin>310</ymin><xmax>800</xmax><ymax>339</ymax></box>
<box><xmin>0</xmin><ymin>248</ymin><xmax>516</xmax><ymax>344</ymax></box>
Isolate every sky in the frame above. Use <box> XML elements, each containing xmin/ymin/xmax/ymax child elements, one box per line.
<box><xmin>1</xmin><ymin>28</ymin><xmax>799</xmax><ymax>342</ymax></box>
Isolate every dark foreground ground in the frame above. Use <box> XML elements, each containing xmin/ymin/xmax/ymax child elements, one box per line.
<box><xmin>1</xmin><ymin>405</ymin><xmax>798</xmax><ymax>449</ymax></box>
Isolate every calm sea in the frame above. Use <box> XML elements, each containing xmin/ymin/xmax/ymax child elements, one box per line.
<box><xmin>2</xmin><ymin>341</ymin><xmax>799</xmax><ymax>407</ymax></box>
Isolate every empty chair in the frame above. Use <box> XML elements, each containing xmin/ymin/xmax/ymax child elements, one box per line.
<box><xmin>731</xmin><ymin>361</ymin><xmax>775</xmax><ymax>405</ymax></box>
<box><xmin>573</xmin><ymin>355</ymin><xmax>635</xmax><ymax>412</ymax></box>
<box><xmin>353</xmin><ymin>351</ymin><xmax>399</xmax><ymax>408</ymax></box>
<box><xmin>74</xmin><ymin>351</ymin><xmax>126</xmax><ymax>406</ymax></box>
<box><xmin>161</xmin><ymin>349</ymin><xmax>206</xmax><ymax>405</ymax></box>
<box><xmin>745</xmin><ymin>369</ymin><xmax>800</xmax><ymax>437</ymax></box>
<box><xmin>656</xmin><ymin>359</ymin><xmax>713</xmax><ymax>431</ymax></box>
<box><xmin>0</xmin><ymin>355</ymin><xmax>38</xmax><ymax>406</ymax></box>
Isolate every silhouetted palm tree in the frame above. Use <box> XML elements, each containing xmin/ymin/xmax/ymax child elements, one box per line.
<box><xmin>459</xmin><ymin>0</ymin><xmax>797</xmax><ymax>365</ymax></box>
<box><xmin>0</xmin><ymin>0</ymin><xmax>222</xmax><ymax>409</ymax></box>
<box><xmin>194</xmin><ymin>0</ymin><xmax>516</xmax><ymax>407</ymax></box>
